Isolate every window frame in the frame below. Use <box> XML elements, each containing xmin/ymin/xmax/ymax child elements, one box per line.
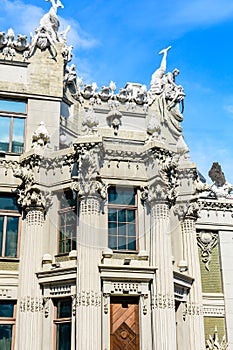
<box><xmin>53</xmin><ymin>298</ymin><xmax>72</xmax><ymax>350</ymax></box>
<box><xmin>107</xmin><ymin>186</ymin><xmax>138</xmax><ymax>252</ymax></box>
<box><xmin>0</xmin><ymin>300</ymin><xmax>16</xmax><ymax>350</ymax></box>
<box><xmin>0</xmin><ymin>195</ymin><xmax>21</xmax><ymax>258</ymax></box>
<box><xmin>0</xmin><ymin>98</ymin><xmax>27</xmax><ymax>154</ymax></box>
<box><xmin>57</xmin><ymin>191</ymin><xmax>77</xmax><ymax>255</ymax></box>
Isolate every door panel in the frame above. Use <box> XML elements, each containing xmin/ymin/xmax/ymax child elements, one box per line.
<box><xmin>110</xmin><ymin>298</ymin><xmax>139</xmax><ymax>350</ymax></box>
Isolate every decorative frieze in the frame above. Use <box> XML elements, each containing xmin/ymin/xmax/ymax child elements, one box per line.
<box><xmin>50</xmin><ymin>284</ymin><xmax>71</xmax><ymax>296</ymax></box>
<box><xmin>19</xmin><ymin>296</ymin><xmax>43</xmax><ymax>313</ymax></box>
<box><xmin>203</xmin><ymin>305</ymin><xmax>225</xmax><ymax>317</ymax></box>
<box><xmin>151</xmin><ymin>293</ymin><xmax>175</xmax><ymax>310</ymax></box>
<box><xmin>183</xmin><ymin>302</ymin><xmax>203</xmax><ymax>318</ymax></box>
<box><xmin>76</xmin><ymin>291</ymin><xmax>101</xmax><ymax>307</ymax></box>
<box><xmin>0</xmin><ymin>288</ymin><xmax>11</xmax><ymax>298</ymax></box>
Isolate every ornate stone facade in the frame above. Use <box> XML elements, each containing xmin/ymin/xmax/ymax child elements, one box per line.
<box><xmin>0</xmin><ymin>1</ymin><xmax>231</xmax><ymax>350</ymax></box>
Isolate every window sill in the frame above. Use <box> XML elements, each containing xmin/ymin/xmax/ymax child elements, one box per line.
<box><xmin>0</xmin><ymin>257</ymin><xmax>19</xmax><ymax>262</ymax></box>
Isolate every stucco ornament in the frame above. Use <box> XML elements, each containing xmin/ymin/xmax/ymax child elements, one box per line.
<box><xmin>147</xmin><ymin>113</ymin><xmax>161</xmax><ymax>139</ymax></box>
<box><xmin>14</xmin><ymin>154</ymin><xmax>52</xmax><ymax>213</ymax></box>
<box><xmin>32</xmin><ymin>121</ymin><xmax>50</xmax><ymax>149</ymax></box>
<box><xmin>73</xmin><ymin>143</ymin><xmax>106</xmax><ymax>202</ymax></box>
<box><xmin>197</xmin><ymin>231</ymin><xmax>218</xmax><ymax>271</ymax></box>
<box><xmin>106</xmin><ymin>110</ymin><xmax>122</xmax><ymax>135</ymax></box>
<box><xmin>0</xmin><ymin>28</ymin><xmax>30</xmax><ymax>61</ymax></box>
<box><xmin>82</xmin><ymin>107</ymin><xmax>99</xmax><ymax>135</ymax></box>
<box><xmin>206</xmin><ymin>327</ymin><xmax>228</xmax><ymax>350</ymax></box>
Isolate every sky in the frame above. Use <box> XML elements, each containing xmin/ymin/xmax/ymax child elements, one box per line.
<box><xmin>1</xmin><ymin>0</ymin><xmax>233</xmax><ymax>183</ymax></box>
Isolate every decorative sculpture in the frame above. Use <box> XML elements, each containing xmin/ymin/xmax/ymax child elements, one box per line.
<box><xmin>206</xmin><ymin>327</ymin><xmax>228</xmax><ymax>350</ymax></box>
<box><xmin>208</xmin><ymin>162</ymin><xmax>233</xmax><ymax>198</ymax></box>
<box><xmin>31</xmin><ymin>121</ymin><xmax>50</xmax><ymax>149</ymax></box>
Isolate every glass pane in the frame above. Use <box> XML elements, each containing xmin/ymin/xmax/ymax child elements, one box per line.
<box><xmin>5</xmin><ymin>217</ymin><xmax>18</xmax><ymax>257</ymax></box>
<box><xmin>56</xmin><ymin>323</ymin><xmax>71</xmax><ymax>350</ymax></box>
<box><xmin>59</xmin><ymin>240</ymin><xmax>65</xmax><ymax>254</ymax></box>
<box><xmin>108</xmin><ymin>187</ymin><xmax>135</xmax><ymax>205</ymax></box>
<box><xmin>12</xmin><ymin>118</ymin><xmax>24</xmax><ymax>153</ymax></box>
<box><xmin>0</xmin><ymin>301</ymin><xmax>14</xmax><ymax>317</ymax></box>
<box><xmin>0</xmin><ymin>99</ymin><xmax>26</xmax><ymax>113</ymax></box>
<box><xmin>60</xmin><ymin>191</ymin><xmax>76</xmax><ymax>209</ymax></box>
<box><xmin>108</xmin><ymin>208</ymin><xmax>117</xmax><ymax>222</ymax></box>
<box><xmin>128</xmin><ymin>223</ymin><xmax>136</xmax><ymax>237</ymax></box>
<box><xmin>127</xmin><ymin>210</ymin><xmax>135</xmax><ymax>222</ymax></box>
<box><xmin>108</xmin><ymin>222</ymin><xmax>117</xmax><ymax>235</ymax></box>
<box><xmin>71</xmin><ymin>239</ymin><xmax>76</xmax><ymax>250</ymax></box>
<box><xmin>57</xmin><ymin>300</ymin><xmax>72</xmax><ymax>318</ymax></box>
<box><xmin>108</xmin><ymin>187</ymin><xmax>117</xmax><ymax>203</ymax></box>
<box><xmin>118</xmin><ymin>236</ymin><xmax>126</xmax><ymax>250</ymax></box>
<box><xmin>128</xmin><ymin>237</ymin><xmax>136</xmax><ymax>250</ymax></box>
<box><xmin>0</xmin><ymin>195</ymin><xmax>18</xmax><ymax>210</ymax></box>
<box><xmin>108</xmin><ymin>235</ymin><xmax>117</xmax><ymax>250</ymax></box>
<box><xmin>0</xmin><ymin>216</ymin><xmax>3</xmax><ymax>255</ymax></box>
<box><xmin>118</xmin><ymin>223</ymin><xmax>126</xmax><ymax>236</ymax></box>
<box><xmin>118</xmin><ymin>210</ymin><xmax>126</xmax><ymax>222</ymax></box>
<box><xmin>0</xmin><ymin>116</ymin><xmax>10</xmax><ymax>152</ymax></box>
<box><xmin>65</xmin><ymin>239</ymin><xmax>71</xmax><ymax>252</ymax></box>
<box><xmin>0</xmin><ymin>324</ymin><xmax>12</xmax><ymax>350</ymax></box>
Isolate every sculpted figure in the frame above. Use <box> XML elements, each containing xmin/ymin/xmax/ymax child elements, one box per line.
<box><xmin>150</xmin><ymin>46</ymin><xmax>171</xmax><ymax>94</ymax></box>
<box><xmin>40</xmin><ymin>0</ymin><xmax>64</xmax><ymax>41</ymax></box>
<box><xmin>0</xmin><ymin>32</ymin><xmax>7</xmax><ymax>48</ymax></box>
<box><xmin>163</xmin><ymin>69</ymin><xmax>185</xmax><ymax>110</ymax></box>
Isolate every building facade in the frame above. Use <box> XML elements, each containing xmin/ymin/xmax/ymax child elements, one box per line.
<box><xmin>0</xmin><ymin>1</ymin><xmax>232</xmax><ymax>349</ymax></box>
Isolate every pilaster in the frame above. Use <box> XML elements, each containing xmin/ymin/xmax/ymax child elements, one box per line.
<box><xmin>15</xmin><ymin>208</ymin><xmax>44</xmax><ymax>350</ymax></box>
<box><xmin>181</xmin><ymin>211</ymin><xmax>205</xmax><ymax>349</ymax></box>
<box><xmin>74</xmin><ymin>140</ymin><xmax>105</xmax><ymax>350</ymax></box>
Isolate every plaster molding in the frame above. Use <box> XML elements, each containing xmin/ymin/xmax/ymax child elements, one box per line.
<box><xmin>197</xmin><ymin>231</ymin><xmax>218</xmax><ymax>271</ymax></box>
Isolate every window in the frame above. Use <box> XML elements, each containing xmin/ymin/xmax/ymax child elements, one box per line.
<box><xmin>108</xmin><ymin>187</ymin><xmax>137</xmax><ymax>251</ymax></box>
<box><xmin>0</xmin><ymin>99</ymin><xmax>26</xmax><ymax>154</ymax></box>
<box><xmin>54</xmin><ymin>299</ymin><xmax>72</xmax><ymax>350</ymax></box>
<box><xmin>0</xmin><ymin>300</ymin><xmax>16</xmax><ymax>350</ymax></box>
<box><xmin>58</xmin><ymin>191</ymin><xmax>76</xmax><ymax>254</ymax></box>
<box><xmin>0</xmin><ymin>194</ymin><xmax>20</xmax><ymax>257</ymax></box>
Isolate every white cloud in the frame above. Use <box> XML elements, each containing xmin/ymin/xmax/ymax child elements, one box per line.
<box><xmin>166</xmin><ymin>0</ymin><xmax>233</xmax><ymax>28</ymax></box>
<box><xmin>59</xmin><ymin>17</ymin><xmax>99</xmax><ymax>50</ymax></box>
<box><xmin>224</xmin><ymin>105</ymin><xmax>233</xmax><ymax>114</ymax></box>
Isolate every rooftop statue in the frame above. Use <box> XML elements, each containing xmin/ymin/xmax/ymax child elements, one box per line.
<box><xmin>29</xmin><ymin>0</ymin><xmax>65</xmax><ymax>58</ymax></box>
<box><xmin>150</xmin><ymin>46</ymin><xmax>185</xmax><ymax>110</ymax></box>
<box><xmin>208</xmin><ymin>162</ymin><xmax>233</xmax><ymax>198</ymax></box>
<box><xmin>150</xmin><ymin>46</ymin><xmax>171</xmax><ymax>94</ymax></box>
<box><xmin>40</xmin><ymin>0</ymin><xmax>64</xmax><ymax>42</ymax></box>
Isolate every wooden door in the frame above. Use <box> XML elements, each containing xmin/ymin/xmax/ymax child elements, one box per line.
<box><xmin>110</xmin><ymin>297</ymin><xmax>140</xmax><ymax>350</ymax></box>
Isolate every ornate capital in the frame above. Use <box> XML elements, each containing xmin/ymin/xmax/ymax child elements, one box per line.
<box><xmin>73</xmin><ymin>141</ymin><xmax>106</xmax><ymax>203</ymax></box>
<box><xmin>141</xmin><ymin>176</ymin><xmax>177</xmax><ymax>208</ymax></box>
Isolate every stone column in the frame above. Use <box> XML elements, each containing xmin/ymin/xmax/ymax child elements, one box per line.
<box><xmin>73</xmin><ymin>140</ymin><xmax>105</xmax><ymax>350</ymax></box>
<box><xmin>76</xmin><ymin>196</ymin><xmax>102</xmax><ymax>350</ymax></box>
<box><xmin>150</xmin><ymin>201</ymin><xmax>176</xmax><ymax>350</ymax></box>
<box><xmin>15</xmin><ymin>205</ymin><xmax>44</xmax><ymax>350</ymax></box>
<box><xmin>181</xmin><ymin>206</ymin><xmax>205</xmax><ymax>349</ymax></box>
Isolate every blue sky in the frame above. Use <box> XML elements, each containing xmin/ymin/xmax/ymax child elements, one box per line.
<box><xmin>1</xmin><ymin>0</ymin><xmax>233</xmax><ymax>182</ymax></box>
